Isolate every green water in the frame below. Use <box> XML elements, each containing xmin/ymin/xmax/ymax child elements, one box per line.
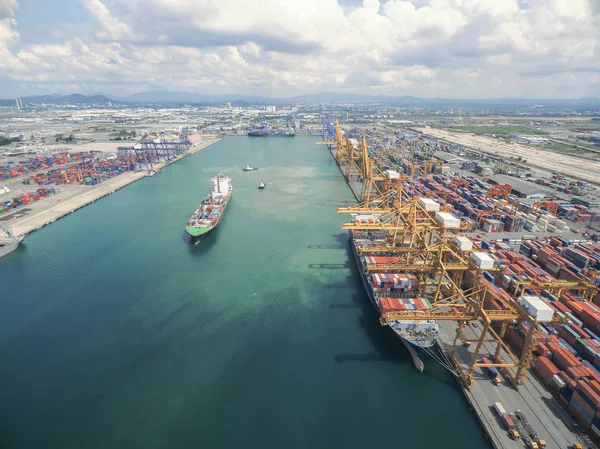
<box><xmin>0</xmin><ymin>137</ymin><xmax>489</xmax><ymax>449</ymax></box>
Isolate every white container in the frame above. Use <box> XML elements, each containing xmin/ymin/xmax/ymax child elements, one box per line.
<box><xmin>537</xmin><ymin>222</ymin><xmax>547</xmax><ymax>232</ymax></box>
<box><xmin>471</xmin><ymin>252</ymin><xmax>495</xmax><ymax>270</ymax></box>
<box><xmin>494</xmin><ymin>402</ymin><xmax>506</xmax><ymax>417</ymax></box>
<box><xmin>435</xmin><ymin>211</ymin><xmax>460</xmax><ymax>228</ymax></box>
<box><xmin>518</xmin><ymin>295</ymin><xmax>555</xmax><ymax>322</ymax></box>
<box><xmin>551</xmin><ymin>374</ymin><xmax>566</xmax><ymax>390</ymax></box>
<box><xmin>547</xmin><ymin>224</ymin><xmax>557</xmax><ymax>232</ymax></box>
<box><xmin>527</xmin><ymin>214</ymin><xmax>537</xmax><ymax>222</ymax></box>
<box><xmin>419</xmin><ymin>198</ymin><xmax>440</xmax><ymax>212</ymax></box>
<box><xmin>545</xmin><ymin>215</ymin><xmax>556</xmax><ymax>225</ymax></box>
<box><xmin>556</xmin><ymin>219</ymin><xmax>566</xmax><ymax>228</ymax></box>
<box><xmin>453</xmin><ymin>236</ymin><xmax>473</xmax><ymax>251</ymax></box>
<box><xmin>385</xmin><ymin>169</ymin><xmax>400</xmax><ymax>179</ymax></box>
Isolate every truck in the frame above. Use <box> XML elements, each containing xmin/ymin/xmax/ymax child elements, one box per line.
<box><xmin>481</xmin><ymin>357</ymin><xmax>502</xmax><ymax>385</ymax></box>
<box><xmin>501</xmin><ymin>413</ymin><xmax>520</xmax><ymax>440</ymax></box>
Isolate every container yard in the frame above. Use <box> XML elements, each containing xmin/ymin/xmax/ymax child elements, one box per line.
<box><xmin>414</xmin><ymin>127</ymin><xmax>600</xmax><ymax>186</ymax></box>
<box><xmin>322</xmin><ymin>118</ymin><xmax>600</xmax><ymax>448</ymax></box>
<box><xmin>0</xmin><ymin>134</ymin><xmax>220</xmax><ymax>236</ymax></box>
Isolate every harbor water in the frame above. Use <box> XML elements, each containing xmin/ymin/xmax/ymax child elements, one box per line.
<box><xmin>0</xmin><ymin>136</ymin><xmax>489</xmax><ymax>449</ymax></box>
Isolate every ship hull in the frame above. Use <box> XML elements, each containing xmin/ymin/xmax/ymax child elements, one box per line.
<box><xmin>0</xmin><ymin>238</ymin><xmax>22</xmax><ymax>259</ymax></box>
<box><xmin>247</xmin><ymin>133</ymin><xmax>295</xmax><ymax>137</ymax></box>
<box><xmin>186</xmin><ymin>226</ymin><xmax>215</xmax><ymax>244</ymax></box>
<box><xmin>348</xmin><ymin>231</ymin><xmax>438</xmax><ymax>354</ymax></box>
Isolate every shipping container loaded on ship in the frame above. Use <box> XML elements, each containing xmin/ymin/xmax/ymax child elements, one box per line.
<box><xmin>349</xmin><ymin>228</ymin><xmax>439</xmax><ymax>372</ymax></box>
<box><xmin>185</xmin><ymin>173</ymin><xmax>232</xmax><ymax>244</ymax></box>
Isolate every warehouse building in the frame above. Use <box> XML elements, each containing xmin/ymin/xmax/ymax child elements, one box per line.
<box><xmin>488</xmin><ymin>174</ymin><xmax>556</xmax><ymax>199</ymax></box>
<box><xmin>572</xmin><ymin>196</ymin><xmax>600</xmax><ymax>211</ymax></box>
<box><xmin>433</xmin><ymin>151</ymin><xmax>464</xmax><ymax>164</ymax></box>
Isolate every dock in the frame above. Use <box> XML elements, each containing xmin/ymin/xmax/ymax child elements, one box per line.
<box><xmin>437</xmin><ymin>320</ymin><xmax>585</xmax><ymax>449</ymax></box>
<box><xmin>6</xmin><ymin>136</ymin><xmax>221</xmax><ymax>236</ymax></box>
<box><xmin>327</xmin><ymin>144</ymin><xmax>592</xmax><ymax>449</ymax></box>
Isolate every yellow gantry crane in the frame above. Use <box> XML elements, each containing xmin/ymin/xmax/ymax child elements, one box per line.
<box><xmin>323</xmin><ymin>120</ymin><xmax>581</xmax><ymax>389</ymax></box>
<box><xmin>336</xmin><ymin>183</ymin><xmax>567</xmax><ymax>390</ymax></box>
<box><xmin>317</xmin><ymin>119</ymin><xmax>409</xmax><ymax>202</ymax></box>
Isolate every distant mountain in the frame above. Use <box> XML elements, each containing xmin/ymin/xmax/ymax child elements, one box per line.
<box><xmin>117</xmin><ymin>90</ymin><xmax>419</xmax><ymax>105</ymax></box>
<box><xmin>0</xmin><ymin>94</ymin><xmax>114</xmax><ymax>106</ymax></box>
<box><xmin>118</xmin><ymin>90</ymin><xmax>600</xmax><ymax>108</ymax></box>
<box><xmin>2</xmin><ymin>90</ymin><xmax>599</xmax><ymax>108</ymax></box>
<box><xmin>119</xmin><ymin>90</ymin><xmax>274</xmax><ymax>104</ymax></box>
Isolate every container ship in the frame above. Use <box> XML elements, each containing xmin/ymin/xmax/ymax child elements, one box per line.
<box><xmin>247</xmin><ymin>129</ymin><xmax>295</xmax><ymax>137</ymax></box>
<box><xmin>185</xmin><ymin>173</ymin><xmax>232</xmax><ymax>244</ymax></box>
<box><xmin>348</xmin><ymin>215</ymin><xmax>439</xmax><ymax>371</ymax></box>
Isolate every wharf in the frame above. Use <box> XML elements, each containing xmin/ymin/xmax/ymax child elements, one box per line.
<box><xmin>330</xmin><ymin>148</ymin><xmax>362</xmax><ymax>202</ymax></box>
<box><xmin>7</xmin><ymin>136</ymin><xmax>221</xmax><ymax>236</ymax></box>
<box><xmin>327</xmin><ymin>145</ymin><xmax>590</xmax><ymax>449</ymax></box>
<box><xmin>437</xmin><ymin>321</ymin><xmax>586</xmax><ymax>449</ymax></box>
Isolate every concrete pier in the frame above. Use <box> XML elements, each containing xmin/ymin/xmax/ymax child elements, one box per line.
<box><xmin>437</xmin><ymin>321</ymin><xmax>585</xmax><ymax>449</ymax></box>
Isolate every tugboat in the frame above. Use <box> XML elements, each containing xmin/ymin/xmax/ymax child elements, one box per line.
<box><xmin>258</xmin><ymin>180</ymin><xmax>266</xmax><ymax>190</ymax></box>
<box><xmin>243</xmin><ymin>165</ymin><xmax>258</xmax><ymax>171</ymax></box>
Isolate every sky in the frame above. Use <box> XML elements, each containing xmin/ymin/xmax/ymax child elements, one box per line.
<box><xmin>0</xmin><ymin>0</ymin><xmax>599</xmax><ymax>99</ymax></box>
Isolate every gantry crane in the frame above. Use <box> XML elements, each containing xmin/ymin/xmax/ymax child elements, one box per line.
<box><xmin>317</xmin><ymin>119</ymin><xmax>404</xmax><ymax>202</ymax></box>
<box><xmin>487</xmin><ymin>184</ymin><xmax>512</xmax><ymax>200</ymax></box>
<box><xmin>321</xmin><ymin>119</ymin><xmax>363</xmax><ymax>180</ymax></box>
<box><xmin>531</xmin><ymin>201</ymin><xmax>558</xmax><ymax>216</ymax></box>
<box><xmin>337</xmin><ymin>182</ymin><xmax>566</xmax><ymax>389</ymax></box>
<box><xmin>513</xmin><ymin>271</ymin><xmax>598</xmax><ymax>302</ymax></box>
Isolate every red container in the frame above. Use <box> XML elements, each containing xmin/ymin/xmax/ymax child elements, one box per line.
<box><xmin>553</xmin><ymin>348</ymin><xmax>581</xmax><ymax>371</ymax></box>
<box><xmin>566</xmin><ymin>366</ymin><xmax>585</xmax><ymax>381</ymax></box>
<box><xmin>567</xmin><ymin>301</ymin><xmax>584</xmax><ymax>316</ymax></box>
<box><xmin>502</xmin><ymin>413</ymin><xmax>515</xmax><ymax>431</ymax></box>
<box><xmin>536</xmin><ymin>357</ymin><xmax>560</xmax><ymax>386</ymax></box>
<box><xmin>588</xmin><ymin>380</ymin><xmax>600</xmax><ymax>398</ymax></box>
<box><xmin>560</xmin><ymin>370</ymin><xmax>574</xmax><ymax>385</ymax></box>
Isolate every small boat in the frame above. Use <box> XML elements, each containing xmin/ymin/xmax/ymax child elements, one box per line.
<box><xmin>243</xmin><ymin>165</ymin><xmax>259</xmax><ymax>171</ymax></box>
<box><xmin>258</xmin><ymin>180</ymin><xmax>266</xmax><ymax>189</ymax></box>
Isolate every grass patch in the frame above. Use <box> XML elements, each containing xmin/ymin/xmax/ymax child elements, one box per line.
<box><xmin>437</xmin><ymin>125</ymin><xmax>549</xmax><ymax>137</ymax></box>
<box><xmin>540</xmin><ymin>142</ymin><xmax>589</xmax><ymax>154</ymax></box>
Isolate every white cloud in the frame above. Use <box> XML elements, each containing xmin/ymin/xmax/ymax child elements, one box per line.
<box><xmin>78</xmin><ymin>0</ymin><xmax>135</xmax><ymax>41</ymax></box>
<box><xmin>1</xmin><ymin>0</ymin><xmax>600</xmax><ymax>98</ymax></box>
<box><xmin>0</xmin><ymin>0</ymin><xmax>18</xmax><ymax>19</ymax></box>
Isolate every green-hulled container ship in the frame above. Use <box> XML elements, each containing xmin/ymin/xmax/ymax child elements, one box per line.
<box><xmin>185</xmin><ymin>173</ymin><xmax>232</xmax><ymax>244</ymax></box>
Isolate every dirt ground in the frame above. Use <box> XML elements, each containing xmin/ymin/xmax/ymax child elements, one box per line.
<box><xmin>416</xmin><ymin>127</ymin><xmax>600</xmax><ymax>185</ymax></box>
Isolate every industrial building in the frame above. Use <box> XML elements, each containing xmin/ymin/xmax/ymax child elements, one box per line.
<box><xmin>433</xmin><ymin>150</ymin><xmax>464</xmax><ymax>164</ymax></box>
<box><xmin>572</xmin><ymin>196</ymin><xmax>600</xmax><ymax>211</ymax></box>
<box><xmin>488</xmin><ymin>174</ymin><xmax>555</xmax><ymax>199</ymax></box>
